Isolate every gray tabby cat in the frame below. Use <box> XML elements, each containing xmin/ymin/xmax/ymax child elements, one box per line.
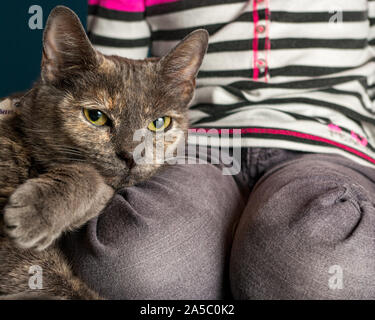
<box><xmin>0</xmin><ymin>6</ymin><xmax>208</xmax><ymax>299</ymax></box>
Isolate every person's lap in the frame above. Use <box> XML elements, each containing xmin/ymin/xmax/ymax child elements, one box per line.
<box><xmin>62</xmin><ymin>150</ymin><xmax>375</xmax><ymax>299</ymax></box>
<box><xmin>231</xmin><ymin>153</ymin><xmax>375</xmax><ymax>299</ymax></box>
<box><xmin>62</xmin><ymin>162</ymin><xmax>245</xmax><ymax>299</ymax></box>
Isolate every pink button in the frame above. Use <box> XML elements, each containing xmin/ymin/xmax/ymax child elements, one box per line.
<box><xmin>256</xmin><ymin>59</ymin><xmax>266</xmax><ymax>72</ymax></box>
<box><xmin>256</xmin><ymin>24</ymin><xmax>266</xmax><ymax>33</ymax></box>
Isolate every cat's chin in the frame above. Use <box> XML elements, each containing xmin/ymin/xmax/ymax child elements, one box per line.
<box><xmin>124</xmin><ymin>164</ymin><xmax>164</xmax><ymax>187</ymax></box>
<box><xmin>104</xmin><ymin>163</ymin><xmax>164</xmax><ymax>189</ymax></box>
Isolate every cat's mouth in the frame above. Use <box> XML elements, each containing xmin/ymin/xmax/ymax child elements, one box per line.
<box><xmin>100</xmin><ymin>157</ymin><xmax>163</xmax><ymax>189</ymax></box>
<box><xmin>102</xmin><ymin>164</ymin><xmax>141</xmax><ymax>189</ymax></box>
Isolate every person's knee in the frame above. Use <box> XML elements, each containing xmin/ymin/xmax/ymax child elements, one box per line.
<box><xmin>63</xmin><ymin>163</ymin><xmax>244</xmax><ymax>299</ymax></box>
<box><xmin>230</xmin><ymin>158</ymin><xmax>375</xmax><ymax>299</ymax></box>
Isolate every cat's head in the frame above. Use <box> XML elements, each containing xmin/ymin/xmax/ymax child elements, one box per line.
<box><xmin>20</xmin><ymin>6</ymin><xmax>208</xmax><ymax>188</ymax></box>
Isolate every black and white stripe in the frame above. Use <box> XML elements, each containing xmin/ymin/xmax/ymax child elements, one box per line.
<box><xmin>88</xmin><ymin>0</ymin><xmax>375</xmax><ymax>167</ymax></box>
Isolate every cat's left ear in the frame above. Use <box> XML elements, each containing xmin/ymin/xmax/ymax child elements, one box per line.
<box><xmin>160</xmin><ymin>29</ymin><xmax>209</xmax><ymax>89</ymax></box>
<box><xmin>41</xmin><ymin>6</ymin><xmax>100</xmax><ymax>83</ymax></box>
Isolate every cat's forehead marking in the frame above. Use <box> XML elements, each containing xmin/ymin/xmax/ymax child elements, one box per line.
<box><xmin>105</xmin><ymin>96</ymin><xmax>115</xmax><ymax>110</ymax></box>
<box><xmin>91</xmin><ymin>89</ymin><xmax>117</xmax><ymax>111</ymax></box>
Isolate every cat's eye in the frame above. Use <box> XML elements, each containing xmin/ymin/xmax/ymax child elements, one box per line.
<box><xmin>148</xmin><ymin>116</ymin><xmax>171</xmax><ymax>132</ymax></box>
<box><xmin>83</xmin><ymin>108</ymin><xmax>109</xmax><ymax>127</ymax></box>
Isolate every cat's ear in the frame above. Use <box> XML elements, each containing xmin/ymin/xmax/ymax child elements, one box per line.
<box><xmin>41</xmin><ymin>6</ymin><xmax>100</xmax><ymax>83</ymax></box>
<box><xmin>160</xmin><ymin>29</ymin><xmax>209</xmax><ymax>88</ymax></box>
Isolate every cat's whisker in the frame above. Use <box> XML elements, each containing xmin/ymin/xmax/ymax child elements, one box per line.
<box><xmin>49</xmin><ymin>157</ymin><xmax>86</xmax><ymax>162</ymax></box>
<box><xmin>52</xmin><ymin>147</ymin><xmax>86</xmax><ymax>156</ymax></box>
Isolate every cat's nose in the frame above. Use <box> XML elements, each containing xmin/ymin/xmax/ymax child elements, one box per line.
<box><xmin>117</xmin><ymin>151</ymin><xmax>135</xmax><ymax>169</ymax></box>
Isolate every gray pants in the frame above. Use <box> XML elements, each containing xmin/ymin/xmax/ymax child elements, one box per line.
<box><xmin>62</xmin><ymin>148</ymin><xmax>375</xmax><ymax>299</ymax></box>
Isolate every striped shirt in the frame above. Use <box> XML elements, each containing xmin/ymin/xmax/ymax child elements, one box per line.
<box><xmin>88</xmin><ymin>0</ymin><xmax>375</xmax><ymax>168</ymax></box>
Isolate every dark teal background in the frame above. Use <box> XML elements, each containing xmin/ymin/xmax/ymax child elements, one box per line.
<box><xmin>0</xmin><ymin>1</ymin><xmax>87</xmax><ymax>97</ymax></box>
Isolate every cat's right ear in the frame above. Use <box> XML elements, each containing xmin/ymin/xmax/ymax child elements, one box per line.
<box><xmin>159</xmin><ymin>29</ymin><xmax>209</xmax><ymax>91</ymax></box>
<box><xmin>41</xmin><ymin>6</ymin><xmax>100</xmax><ymax>84</ymax></box>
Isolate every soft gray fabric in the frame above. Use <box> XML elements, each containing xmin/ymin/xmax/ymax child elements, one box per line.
<box><xmin>231</xmin><ymin>153</ymin><xmax>375</xmax><ymax>299</ymax></box>
<box><xmin>61</xmin><ymin>147</ymin><xmax>299</xmax><ymax>299</ymax></box>
<box><xmin>62</xmin><ymin>148</ymin><xmax>375</xmax><ymax>300</ymax></box>
<box><xmin>62</xmin><ymin>162</ymin><xmax>245</xmax><ymax>299</ymax></box>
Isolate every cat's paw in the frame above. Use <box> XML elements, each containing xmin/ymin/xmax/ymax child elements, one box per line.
<box><xmin>3</xmin><ymin>182</ymin><xmax>60</xmax><ymax>251</ymax></box>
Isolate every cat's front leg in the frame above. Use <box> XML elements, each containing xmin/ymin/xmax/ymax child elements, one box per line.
<box><xmin>3</xmin><ymin>164</ymin><xmax>114</xmax><ymax>251</ymax></box>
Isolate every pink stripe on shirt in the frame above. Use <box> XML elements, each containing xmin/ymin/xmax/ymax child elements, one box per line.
<box><xmin>88</xmin><ymin>0</ymin><xmax>145</xmax><ymax>12</ymax></box>
<box><xmin>252</xmin><ymin>0</ymin><xmax>259</xmax><ymax>80</ymax></box>
<box><xmin>189</xmin><ymin>128</ymin><xmax>375</xmax><ymax>165</ymax></box>
<box><xmin>88</xmin><ymin>0</ymin><xmax>180</xmax><ymax>11</ymax></box>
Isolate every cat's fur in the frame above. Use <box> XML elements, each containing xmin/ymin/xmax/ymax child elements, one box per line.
<box><xmin>0</xmin><ymin>6</ymin><xmax>208</xmax><ymax>299</ymax></box>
